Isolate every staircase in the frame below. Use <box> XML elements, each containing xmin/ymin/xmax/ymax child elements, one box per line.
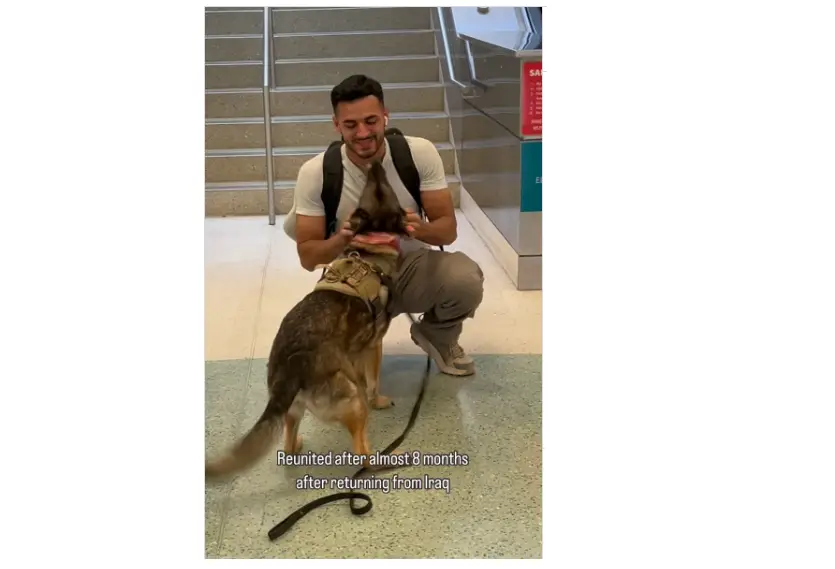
<box><xmin>205</xmin><ymin>7</ymin><xmax>460</xmax><ymax>218</ymax></box>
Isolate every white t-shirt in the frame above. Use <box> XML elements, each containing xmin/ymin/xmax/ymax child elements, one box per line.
<box><xmin>283</xmin><ymin>135</ymin><xmax>448</xmax><ymax>254</ymax></box>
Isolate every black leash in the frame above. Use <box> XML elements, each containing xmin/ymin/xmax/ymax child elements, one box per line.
<box><xmin>267</xmin><ymin>312</ymin><xmax>431</xmax><ymax>542</ymax></box>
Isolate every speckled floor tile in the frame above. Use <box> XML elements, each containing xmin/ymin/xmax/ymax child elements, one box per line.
<box><xmin>205</xmin><ymin>354</ymin><xmax>542</xmax><ymax>559</ymax></box>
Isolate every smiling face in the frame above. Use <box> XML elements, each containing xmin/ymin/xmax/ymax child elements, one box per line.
<box><xmin>333</xmin><ymin>94</ymin><xmax>388</xmax><ymax>164</ymax></box>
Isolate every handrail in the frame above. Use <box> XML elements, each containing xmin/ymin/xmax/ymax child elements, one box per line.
<box><xmin>464</xmin><ymin>41</ymin><xmax>489</xmax><ymax>91</ymax></box>
<box><xmin>262</xmin><ymin>7</ymin><xmax>276</xmax><ymax>225</ymax></box>
<box><xmin>435</xmin><ymin>7</ymin><xmax>478</xmax><ymax>97</ymax></box>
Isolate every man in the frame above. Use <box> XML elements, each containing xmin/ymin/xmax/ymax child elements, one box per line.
<box><xmin>282</xmin><ymin>74</ymin><xmax>484</xmax><ymax>376</ymax></box>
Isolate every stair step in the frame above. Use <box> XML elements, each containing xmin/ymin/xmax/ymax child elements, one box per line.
<box><xmin>205</xmin><ymin>152</ymin><xmax>267</xmax><ymax>184</ymax></box>
<box><xmin>457</xmin><ymin>145</ymin><xmax>522</xmax><ymax>177</ymax></box>
<box><xmin>205</xmin><ymin>139</ymin><xmax>455</xmax><ymax>156</ymax></box>
<box><xmin>205</xmin><ymin>120</ymin><xmax>265</xmax><ymax>150</ymax></box>
<box><xmin>205</xmin><ymin>89</ymin><xmax>265</xmax><ymax>120</ymax></box>
<box><xmin>274</xmin><ymin>29</ymin><xmax>436</xmax><ymax>59</ymax></box>
<box><xmin>268</xmin><ymin>80</ymin><xmax>443</xmax><ymax>91</ymax></box>
<box><xmin>206</xmin><ymin>112</ymin><xmax>450</xmax><ymax>150</ymax></box>
<box><xmin>206</xmin><ymin>174</ymin><xmax>460</xmax><ymax>191</ymax></box>
<box><xmin>268</xmin><ymin>81</ymin><xmax>446</xmax><ymax>116</ymax></box>
<box><xmin>206</xmin><ymin>53</ymin><xmax>442</xmax><ymax>91</ymax></box>
<box><xmin>205</xmin><ymin>82</ymin><xmax>446</xmax><ymax>119</ymax></box>
<box><xmin>463</xmin><ymin>79</ymin><xmax>523</xmax><ymax>111</ymax></box>
<box><xmin>205</xmin><ymin>61</ymin><xmax>262</xmax><ymax>90</ymax></box>
<box><xmin>205</xmin><ymin>35</ymin><xmax>263</xmax><ymax>63</ymax></box>
<box><xmin>206</xmin><ymin>29</ymin><xmax>437</xmax><ymax>63</ymax></box>
<box><xmin>269</xmin><ymin>142</ymin><xmax>457</xmax><ymax>180</ymax></box>
<box><xmin>205</xmin><ymin>176</ymin><xmax>461</xmax><ymax>217</ymax></box>
<box><xmin>266</xmin><ymin>110</ymin><xmax>447</xmax><ymax>122</ymax></box>
<box><xmin>205</xmin><ymin>9</ymin><xmax>263</xmax><ymax>36</ymax></box>
<box><xmin>457</xmin><ymin>106</ymin><xmax>522</xmax><ymax>141</ymax></box>
<box><xmin>271</xmin><ymin>7</ymin><xmax>431</xmax><ymax>34</ymax></box>
<box><xmin>205</xmin><ymin>7</ymin><xmax>260</xmax><ymax>12</ymax></box>
<box><xmin>272</xmin><ymin>113</ymin><xmax>449</xmax><ymax>146</ymax></box>
<box><xmin>273</xmin><ymin>54</ymin><xmax>439</xmax><ymax>88</ymax></box>
<box><xmin>205</xmin><ymin>142</ymin><xmax>457</xmax><ymax>185</ymax></box>
<box><xmin>205</xmin><ymin>109</ymin><xmax>448</xmax><ymax>125</ymax></box>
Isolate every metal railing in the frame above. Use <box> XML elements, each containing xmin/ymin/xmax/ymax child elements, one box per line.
<box><xmin>262</xmin><ymin>7</ymin><xmax>276</xmax><ymax>225</ymax></box>
<box><xmin>436</xmin><ymin>8</ymin><xmax>477</xmax><ymax>98</ymax></box>
<box><xmin>464</xmin><ymin>41</ymin><xmax>489</xmax><ymax>92</ymax></box>
<box><xmin>435</xmin><ymin>7</ymin><xmax>485</xmax><ymax>98</ymax></box>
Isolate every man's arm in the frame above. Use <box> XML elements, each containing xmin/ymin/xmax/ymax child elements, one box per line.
<box><xmin>406</xmin><ymin>138</ymin><xmax>458</xmax><ymax>246</ymax></box>
<box><xmin>295</xmin><ymin>215</ymin><xmax>353</xmax><ymax>271</ymax></box>
<box><xmin>290</xmin><ymin>159</ymin><xmax>354</xmax><ymax>271</ymax></box>
<box><xmin>408</xmin><ymin>191</ymin><xmax>457</xmax><ymax>246</ymax></box>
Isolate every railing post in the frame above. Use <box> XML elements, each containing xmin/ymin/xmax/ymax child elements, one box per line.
<box><xmin>436</xmin><ymin>7</ymin><xmax>479</xmax><ymax>98</ymax></box>
<box><xmin>263</xmin><ymin>7</ymin><xmax>275</xmax><ymax>225</ymax></box>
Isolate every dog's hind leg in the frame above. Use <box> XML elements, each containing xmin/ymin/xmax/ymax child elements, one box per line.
<box><xmin>366</xmin><ymin>340</ymin><xmax>393</xmax><ymax>409</ymax></box>
<box><xmin>282</xmin><ymin>397</ymin><xmax>306</xmax><ymax>455</ymax></box>
<box><xmin>337</xmin><ymin>393</ymin><xmax>373</xmax><ymax>468</ymax></box>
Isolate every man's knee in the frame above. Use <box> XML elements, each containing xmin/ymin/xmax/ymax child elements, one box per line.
<box><xmin>440</xmin><ymin>251</ymin><xmax>484</xmax><ymax>313</ymax></box>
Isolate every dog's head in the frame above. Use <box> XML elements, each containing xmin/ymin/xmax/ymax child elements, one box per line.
<box><xmin>346</xmin><ymin>160</ymin><xmax>411</xmax><ymax>240</ymax></box>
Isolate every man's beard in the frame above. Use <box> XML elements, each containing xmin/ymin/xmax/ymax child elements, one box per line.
<box><xmin>352</xmin><ymin>135</ymin><xmax>381</xmax><ymax>157</ymax></box>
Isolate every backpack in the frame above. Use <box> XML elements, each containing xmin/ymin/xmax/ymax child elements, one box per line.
<box><xmin>321</xmin><ymin>127</ymin><xmax>423</xmax><ymax>239</ymax></box>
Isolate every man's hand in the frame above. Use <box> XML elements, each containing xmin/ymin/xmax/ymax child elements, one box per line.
<box><xmin>403</xmin><ymin>207</ymin><xmax>457</xmax><ymax>246</ymax></box>
<box><xmin>335</xmin><ymin>219</ymin><xmax>355</xmax><ymax>243</ymax></box>
<box><xmin>404</xmin><ymin>209</ymin><xmax>426</xmax><ymax>241</ymax></box>
<box><xmin>296</xmin><ymin>214</ymin><xmax>356</xmax><ymax>271</ymax></box>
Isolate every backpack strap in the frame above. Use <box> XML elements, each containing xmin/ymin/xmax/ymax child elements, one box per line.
<box><xmin>384</xmin><ymin>128</ymin><xmax>443</xmax><ymax>250</ymax></box>
<box><xmin>384</xmin><ymin>127</ymin><xmax>424</xmax><ymax>219</ymax></box>
<box><xmin>321</xmin><ymin>140</ymin><xmax>344</xmax><ymax>239</ymax></box>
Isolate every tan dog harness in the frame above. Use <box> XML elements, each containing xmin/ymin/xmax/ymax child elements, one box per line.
<box><xmin>314</xmin><ymin>252</ymin><xmax>392</xmax><ymax>327</ymax></box>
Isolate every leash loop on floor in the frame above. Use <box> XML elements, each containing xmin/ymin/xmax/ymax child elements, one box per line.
<box><xmin>267</xmin><ymin>313</ymin><xmax>431</xmax><ymax>542</ymax></box>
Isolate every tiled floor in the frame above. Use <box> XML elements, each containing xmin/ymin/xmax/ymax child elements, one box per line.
<box><xmin>205</xmin><ymin>211</ymin><xmax>543</xmax><ymax>558</ymax></box>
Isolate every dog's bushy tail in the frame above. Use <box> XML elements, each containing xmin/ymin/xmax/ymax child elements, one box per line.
<box><xmin>205</xmin><ymin>357</ymin><xmax>305</xmax><ymax>480</ymax></box>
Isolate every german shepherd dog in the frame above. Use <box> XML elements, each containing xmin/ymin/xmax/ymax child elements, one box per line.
<box><xmin>205</xmin><ymin>160</ymin><xmax>410</xmax><ymax>480</ymax></box>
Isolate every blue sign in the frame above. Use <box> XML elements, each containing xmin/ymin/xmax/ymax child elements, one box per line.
<box><xmin>520</xmin><ymin>140</ymin><xmax>542</xmax><ymax>212</ymax></box>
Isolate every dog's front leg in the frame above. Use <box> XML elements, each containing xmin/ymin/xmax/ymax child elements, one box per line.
<box><xmin>339</xmin><ymin>396</ymin><xmax>374</xmax><ymax>469</ymax></box>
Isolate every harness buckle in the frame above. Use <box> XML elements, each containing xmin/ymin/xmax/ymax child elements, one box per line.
<box><xmin>343</xmin><ymin>259</ymin><xmax>371</xmax><ymax>289</ymax></box>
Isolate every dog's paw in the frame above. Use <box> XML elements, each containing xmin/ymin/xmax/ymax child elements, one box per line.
<box><xmin>354</xmin><ymin>453</ymin><xmax>376</xmax><ymax>471</ymax></box>
<box><xmin>285</xmin><ymin>435</ymin><xmax>303</xmax><ymax>455</ymax></box>
<box><xmin>372</xmin><ymin>395</ymin><xmax>394</xmax><ymax>409</ymax></box>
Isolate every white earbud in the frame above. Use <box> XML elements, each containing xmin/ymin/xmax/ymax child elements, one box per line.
<box><xmin>384</xmin><ymin>116</ymin><xmax>389</xmax><ymax>126</ymax></box>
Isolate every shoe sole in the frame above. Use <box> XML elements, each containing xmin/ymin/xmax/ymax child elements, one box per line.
<box><xmin>410</xmin><ymin>329</ymin><xmax>475</xmax><ymax>377</ymax></box>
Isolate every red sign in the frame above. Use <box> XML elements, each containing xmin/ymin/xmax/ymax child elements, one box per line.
<box><xmin>521</xmin><ymin>60</ymin><xmax>542</xmax><ymax>136</ymax></box>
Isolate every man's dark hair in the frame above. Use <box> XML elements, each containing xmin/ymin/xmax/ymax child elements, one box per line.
<box><xmin>330</xmin><ymin>74</ymin><xmax>385</xmax><ymax>111</ymax></box>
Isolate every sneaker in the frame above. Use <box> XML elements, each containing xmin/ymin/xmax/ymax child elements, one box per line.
<box><xmin>410</xmin><ymin>322</ymin><xmax>475</xmax><ymax>376</ymax></box>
